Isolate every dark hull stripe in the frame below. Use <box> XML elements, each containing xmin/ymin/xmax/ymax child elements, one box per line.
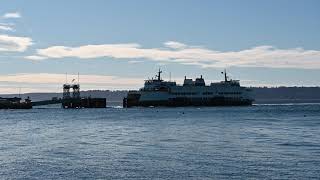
<box><xmin>123</xmin><ymin>97</ymin><xmax>253</xmax><ymax>107</ymax></box>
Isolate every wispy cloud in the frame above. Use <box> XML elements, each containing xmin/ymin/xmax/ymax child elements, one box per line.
<box><xmin>164</xmin><ymin>41</ymin><xmax>187</xmax><ymax>49</ymax></box>
<box><xmin>0</xmin><ymin>73</ymin><xmax>313</xmax><ymax>94</ymax></box>
<box><xmin>0</xmin><ymin>20</ymin><xmax>15</xmax><ymax>31</ymax></box>
<box><xmin>26</xmin><ymin>41</ymin><xmax>320</xmax><ymax>69</ymax></box>
<box><xmin>0</xmin><ymin>23</ymin><xmax>14</xmax><ymax>31</ymax></box>
<box><xmin>0</xmin><ymin>34</ymin><xmax>33</xmax><ymax>52</ymax></box>
<box><xmin>0</xmin><ymin>73</ymin><xmax>143</xmax><ymax>93</ymax></box>
<box><xmin>0</xmin><ymin>13</ymin><xmax>31</xmax><ymax>51</ymax></box>
<box><xmin>2</xmin><ymin>12</ymin><xmax>21</xmax><ymax>19</ymax></box>
<box><xmin>25</xmin><ymin>55</ymin><xmax>47</xmax><ymax>61</ymax></box>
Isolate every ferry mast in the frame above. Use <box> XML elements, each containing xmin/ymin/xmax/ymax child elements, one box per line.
<box><xmin>156</xmin><ymin>69</ymin><xmax>162</xmax><ymax>81</ymax></box>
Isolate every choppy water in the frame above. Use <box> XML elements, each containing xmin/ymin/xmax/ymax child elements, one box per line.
<box><xmin>0</xmin><ymin>104</ymin><xmax>320</xmax><ymax>179</ymax></box>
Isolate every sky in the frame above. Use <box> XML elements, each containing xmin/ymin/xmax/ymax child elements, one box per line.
<box><xmin>0</xmin><ymin>0</ymin><xmax>320</xmax><ymax>93</ymax></box>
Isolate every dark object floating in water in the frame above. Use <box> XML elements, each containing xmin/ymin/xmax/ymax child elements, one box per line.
<box><xmin>0</xmin><ymin>97</ymin><xmax>32</xmax><ymax>109</ymax></box>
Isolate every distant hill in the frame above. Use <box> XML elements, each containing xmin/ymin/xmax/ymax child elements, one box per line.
<box><xmin>1</xmin><ymin>87</ymin><xmax>320</xmax><ymax>104</ymax></box>
<box><xmin>251</xmin><ymin>87</ymin><xmax>320</xmax><ymax>104</ymax></box>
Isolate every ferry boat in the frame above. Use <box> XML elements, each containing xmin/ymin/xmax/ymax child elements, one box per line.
<box><xmin>123</xmin><ymin>69</ymin><xmax>254</xmax><ymax>107</ymax></box>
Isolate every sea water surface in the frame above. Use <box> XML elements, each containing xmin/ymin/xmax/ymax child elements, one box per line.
<box><xmin>0</xmin><ymin>104</ymin><xmax>320</xmax><ymax>179</ymax></box>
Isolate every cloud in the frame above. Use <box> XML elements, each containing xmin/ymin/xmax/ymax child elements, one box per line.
<box><xmin>0</xmin><ymin>25</ymin><xmax>13</xmax><ymax>31</ymax></box>
<box><xmin>0</xmin><ymin>73</ymin><xmax>143</xmax><ymax>93</ymax></box>
<box><xmin>0</xmin><ymin>73</ymin><xmax>142</xmax><ymax>85</ymax></box>
<box><xmin>25</xmin><ymin>55</ymin><xmax>48</xmax><ymax>61</ymax></box>
<box><xmin>0</xmin><ymin>23</ymin><xmax>14</xmax><ymax>31</ymax></box>
<box><xmin>1</xmin><ymin>73</ymin><xmax>312</xmax><ymax>94</ymax></box>
<box><xmin>128</xmin><ymin>60</ymin><xmax>143</xmax><ymax>64</ymax></box>
<box><xmin>164</xmin><ymin>41</ymin><xmax>187</xmax><ymax>49</ymax></box>
<box><xmin>26</xmin><ymin>41</ymin><xmax>320</xmax><ymax>69</ymax></box>
<box><xmin>2</xmin><ymin>12</ymin><xmax>21</xmax><ymax>19</ymax></box>
<box><xmin>0</xmin><ymin>34</ymin><xmax>33</xmax><ymax>52</ymax></box>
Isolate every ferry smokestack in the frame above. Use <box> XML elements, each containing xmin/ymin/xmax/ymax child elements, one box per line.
<box><xmin>224</xmin><ymin>69</ymin><xmax>227</xmax><ymax>82</ymax></box>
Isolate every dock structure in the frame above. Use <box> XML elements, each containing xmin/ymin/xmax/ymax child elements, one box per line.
<box><xmin>62</xmin><ymin>83</ymin><xmax>106</xmax><ymax>108</ymax></box>
<box><xmin>0</xmin><ymin>97</ymin><xmax>32</xmax><ymax>109</ymax></box>
<box><xmin>32</xmin><ymin>97</ymin><xmax>62</xmax><ymax>106</ymax></box>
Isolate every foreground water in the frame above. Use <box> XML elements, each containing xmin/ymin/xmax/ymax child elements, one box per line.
<box><xmin>0</xmin><ymin>104</ymin><xmax>320</xmax><ymax>179</ymax></box>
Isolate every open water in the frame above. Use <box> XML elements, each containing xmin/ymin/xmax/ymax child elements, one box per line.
<box><xmin>0</xmin><ymin>104</ymin><xmax>320</xmax><ymax>179</ymax></box>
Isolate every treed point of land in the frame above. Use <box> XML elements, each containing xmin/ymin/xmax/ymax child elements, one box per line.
<box><xmin>1</xmin><ymin>87</ymin><xmax>320</xmax><ymax>105</ymax></box>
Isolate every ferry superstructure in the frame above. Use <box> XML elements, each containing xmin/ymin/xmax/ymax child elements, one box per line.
<box><xmin>123</xmin><ymin>69</ymin><xmax>254</xmax><ymax>107</ymax></box>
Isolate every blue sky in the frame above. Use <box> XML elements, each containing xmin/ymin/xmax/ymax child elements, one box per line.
<box><xmin>0</xmin><ymin>0</ymin><xmax>320</xmax><ymax>93</ymax></box>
